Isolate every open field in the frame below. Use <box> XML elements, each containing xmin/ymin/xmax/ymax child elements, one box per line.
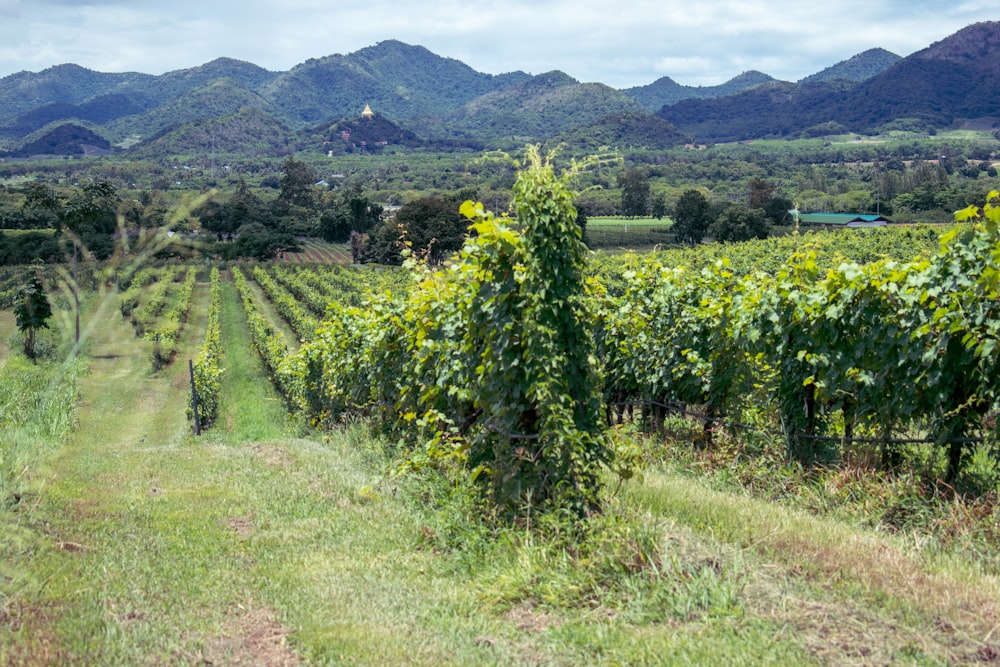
<box><xmin>586</xmin><ymin>216</ymin><xmax>674</xmax><ymax>250</ymax></box>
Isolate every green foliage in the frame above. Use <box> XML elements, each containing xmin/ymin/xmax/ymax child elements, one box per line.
<box><xmin>250</xmin><ymin>264</ymin><xmax>318</xmax><ymax>341</ymax></box>
<box><xmin>672</xmin><ymin>188</ymin><xmax>712</xmax><ymax>245</ymax></box>
<box><xmin>650</xmin><ymin>192</ymin><xmax>667</xmax><ymax>220</ymax></box>
<box><xmin>710</xmin><ymin>205</ymin><xmax>771</xmax><ymax>243</ymax></box>
<box><xmin>0</xmin><ymin>355</ymin><xmax>83</xmax><ymax>506</ymax></box>
<box><xmin>593</xmin><ymin>203</ymin><xmax>1000</xmax><ymax>480</ymax></box>
<box><xmin>0</xmin><ymin>231</ymin><xmax>62</xmax><ymax>265</ymax></box>
<box><xmin>277</xmin><ymin>156</ymin><xmax>317</xmax><ymax>209</ymax></box>
<box><xmin>191</xmin><ymin>267</ymin><xmax>223</xmax><ymax>427</ymax></box>
<box><xmin>231</xmin><ymin>223</ymin><xmax>297</xmax><ymax>261</ymax></box>
<box><xmin>12</xmin><ymin>272</ymin><xmax>52</xmax><ymax>359</ymax></box>
<box><xmin>118</xmin><ymin>266</ymin><xmax>161</xmax><ymax>318</ymax></box>
<box><xmin>617</xmin><ymin>168</ymin><xmax>650</xmax><ymax>218</ymax></box>
<box><xmin>317</xmin><ymin>186</ymin><xmax>382</xmax><ymax>243</ymax></box>
<box><xmin>364</xmin><ymin>195</ymin><xmax>468</xmax><ymax>265</ymax></box>
<box><xmin>128</xmin><ymin>266</ymin><xmax>178</xmax><ymax>337</ymax></box>
<box><xmin>145</xmin><ymin>267</ymin><xmax>197</xmax><ymax>370</ymax></box>
<box><xmin>22</xmin><ymin>180</ymin><xmax>120</xmax><ymax>261</ymax></box>
<box><xmin>231</xmin><ymin>265</ymin><xmax>294</xmax><ymax>398</ymax></box>
<box><xmin>289</xmin><ymin>148</ymin><xmax>611</xmax><ymax>518</ymax></box>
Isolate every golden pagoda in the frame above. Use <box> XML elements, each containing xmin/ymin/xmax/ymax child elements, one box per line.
<box><xmin>361</xmin><ymin>103</ymin><xmax>374</xmax><ymax>119</ymax></box>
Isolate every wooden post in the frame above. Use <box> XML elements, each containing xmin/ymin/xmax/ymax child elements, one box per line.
<box><xmin>189</xmin><ymin>359</ymin><xmax>201</xmax><ymax>435</ymax></box>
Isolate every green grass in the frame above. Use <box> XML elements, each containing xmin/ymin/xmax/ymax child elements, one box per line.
<box><xmin>588</xmin><ymin>216</ymin><xmax>674</xmax><ymax>228</ymax></box>
<box><xmin>0</xmin><ymin>309</ymin><xmax>13</xmax><ymax>366</ymax></box>
<box><xmin>587</xmin><ymin>216</ymin><xmax>674</xmax><ymax>250</ymax></box>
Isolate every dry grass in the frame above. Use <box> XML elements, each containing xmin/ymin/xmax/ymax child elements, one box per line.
<box><xmin>633</xmin><ymin>473</ymin><xmax>1000</xmax><ymax>663</ymax></box>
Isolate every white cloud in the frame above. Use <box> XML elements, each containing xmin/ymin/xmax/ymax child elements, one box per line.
<box><xmin>0</xmin><ymin>1</ymin><xmax>995</xmax><ymax>87</ymax></box>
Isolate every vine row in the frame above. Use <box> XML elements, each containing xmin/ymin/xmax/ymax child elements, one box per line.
<box><xmin>232</xmin><ymin>265</ymin><xmax>293</xmax><ymax>397</ymax></box>
<box><xmin>249</xmin><ymin>264</ymin><xmax>318</xmax><ymax>342</ymax></box>
<box><xmin>191</xmin><ymin>267</ymin><xmax>223</xmax><ymax>427</ymax></box>
<box><xmin>145</xmin><ymin>267</ymin><xmax>197</xmax><ymax>369</ymax></box>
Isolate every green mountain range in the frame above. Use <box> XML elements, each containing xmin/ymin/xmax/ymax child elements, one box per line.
<box><xmin>658</xmin><ymin>21</ymin><xmax>1000</xmax><ymax>143</ymax></box>
<box><xmin>0</xmin><ymin>22</ymin><xmax>996</xmax><ymax>158</ymax></box>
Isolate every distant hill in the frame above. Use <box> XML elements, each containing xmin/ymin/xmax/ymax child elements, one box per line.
<box><xmin>130</xmin><ymin>106</ymin><xmax>293</xmax><ymax>158</ymax></box>
<box><xmin>319</xmin><ymin>110</ymin><xmax>422</xmax><ymax>152</ymax></box>
<box><xmin>105</xmin><ymin>77</ymin><xmax>278</xmax><ymax>142</ymax></box>
<box><xmin>623</xmin><ymin>71</ymin><xmax>777</xmax><ymax>112</ymax></box>
<box><xmin>5</xmin><ymin>122</ymin><xmax>111</xmax><ymax>157</ymax></box>
<box><xmin>799</xmin><ymin>48</ymin><xmax>901</xmax><ymax>83</ymax></box>
<box><xmin>449</xmin><ymin>71</ymin><xmax>644</xmax><ymax>141</ymax></box>
<box><xmin>0</xmin><ymin>93</ymin><xmax>148</xmax><ymax>141</ymax></box>
<box><xmin>659</xmin><ymin>21</ymin><xmax>1000</xmax><ymax>142</ymax></box>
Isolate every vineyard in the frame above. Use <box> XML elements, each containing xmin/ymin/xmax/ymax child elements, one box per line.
<box><xmin>1</xmin><ymin>175</ymin><xmax>1000</xmax><ymax>663</ymax></box>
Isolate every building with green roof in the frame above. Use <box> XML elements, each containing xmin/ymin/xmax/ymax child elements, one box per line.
<box><xmin>790</xmin><ymin>212</ymin><xmax>891</xmax><ymax>228</ymax></box>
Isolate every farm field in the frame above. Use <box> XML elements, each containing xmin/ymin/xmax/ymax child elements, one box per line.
<box><xmin>279</xmin><ymin>239</ymin><xmax>353</xmax><ymax>265</ymax></box>
<box><xmin>5</xmin><ymin>53</ymin><xmax>1000</xmax><ymax>661</ymax></box>
<box><xmin>586</xmin><ymin>216</ymin><xmax>674</xmax><ymax>250</ymax></box>
<box><xmin>2</xmin><ymin>205</ymin><xmax>1000</xmax><ymax>663</ymax></box>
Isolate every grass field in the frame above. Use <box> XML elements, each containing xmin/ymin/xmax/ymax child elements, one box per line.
<box><xmin>586</xmin><ymin>216</ymin><xmax>674</xmax><ymax>250</ymax></box>
<box><xmin>1</xmin><ymin>268</ymin><xmax>999</xmax><ymax>665</ymax></box>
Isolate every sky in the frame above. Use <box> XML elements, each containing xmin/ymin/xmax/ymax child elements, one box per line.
<box><xmin>0</xmin><ymin>0</ymin><xmax>995</xmax><ymax>88</ymax></box>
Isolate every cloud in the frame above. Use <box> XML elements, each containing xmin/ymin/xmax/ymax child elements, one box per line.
<box><xmin>0</xmin><ymin>0</ymin><xmax>995</xmax><ymax>87</ymax></box>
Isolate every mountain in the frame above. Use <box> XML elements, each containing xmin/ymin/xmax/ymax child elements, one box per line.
<box><xmin>0</xmin><ymin>64</ymin><xmax>154</xmax><ymax>125</ymax></box>
<box><xmin>624</xmin><ymin>71</ymin><xmax>777</xmax><ymax>112</ymax></box>
<box><xmin>799</xmin><ymin>48</ymin><xmax>901</xmax><ymax>83</ymax></box>
<box><xmin>656</xmin><ymin>80</ymin><xmax>852</xmax><ymax>143</ymax></box>
<box><xmin>449</xmin><ymin>71</ymin><xmax>644</xmax><ymax>141</ymax></box>
<box><xmin>258</xmin><ymin>40</ymin><xmax>530</xmax><ymax>127</ymax></box>
<box><xmin>0</xmin><ymin>58</ymin><xmax>278</xmax><ymax>146</ymax></box>
<box><xmin>0</xmin><ymin>93</ymin><xmax>148</xmax><ymax>140</ymax></box>
<box><xmin>659</xmin><ymin>21</ymin><xmax>1000</xmax><ymax>143</ymax></box>
<box><xmin>0</xmin><ymin>24</ymin><xmax>997</xmax><ymax>155</ymax></box>
<box><xmin>150</xmin><ymin>58</ymin><xmax>278</xmax><ymax>104</ymax></box>
<box><xmin>318</xmin><ymin>110</ymin><xmax>422</xmax><ymax>152</ymax></box>
<box><xmin>105</xmin><ymin>77</ymin><xmax>278</xmax><ymax>142</ymax></box>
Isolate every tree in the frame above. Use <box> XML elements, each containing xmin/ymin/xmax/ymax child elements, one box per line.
<box><xmin>763</xmin><ymin>195</ymin><xmax>794</xmax><ymax>225</ymax></box>
<box><xmin>232</xmin><ymin>222</ymin><xmax>298</xmax><ymax>260</ymax></box>
<box><xmin>23</xmin><ymin>180</ymin><xmax>120</xmax><ymax>351</ymax></box>
<box><xmin>672</xmin><ymin>189</ymin><xmax>712</xmax><ymax>245</ymax></box>
<box><xmin>318</xmin><ymin>206</ymin><xmax>353</xmax><ymax>243</ymax></box>
<box><xmin>747</xmin><ymin>177</ymin><xmax>775</xmax><ymax>209</ymax></box>
<box><xmin>651</xmin><ymin>192</ymin><xmax>667</xmax><ymax>220</ymax></box>
<box><xmin>710</xmin><ymin>204</ymin><xmax>771</xmax><ymax>243</ymax></box>
<box><xmin>618</xmin><ymin>168</ymin><xmax>650</xmax><ymax>218</ymax></box>
<box><xmin>14</xmin><ymin>273</ymin><xmax>52</xmax><ymax>360</ymax></box>
<box><xmin>276</xmin><ymin>157</ymin><xmax>317</xmax><ymax>210</ymax></box>
<box><xmin>318</xmin><ymin>186</ymin><xmax>382</xmax><ymax>243</ymax></box>
<box><xmin>363</xmin><ymin>196</ymin><xmax>468</xmax><ymax>265</ymax></box>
